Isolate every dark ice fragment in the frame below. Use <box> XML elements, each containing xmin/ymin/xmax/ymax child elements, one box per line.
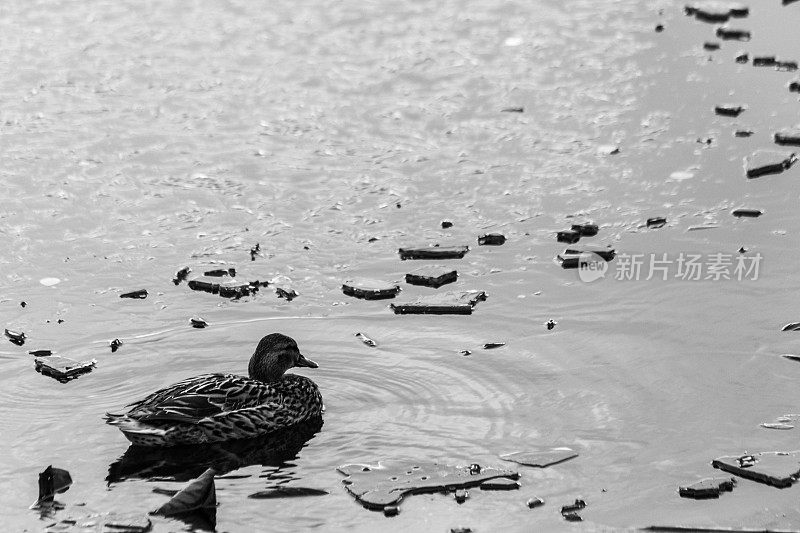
<box><xmin>745</xmin><ymin>149</ymin><xmax>797</xmax><ymax>178</ymax></box>
<box><xmin>478</xmin><ymin>233</ymin><xmax>506</xmax><ymax>245</ymax></box>
<box><xmin>398</xmin><ymin>245</ymin><xmax>470</xmax><ymax>260</ymax></box>
<box><xmin>390</xmin><ymin>291</ymin><xmax>487</xmax><ymax>315</ymax></box>
<box><xmin>560</xmin><ymin>245</ymin><xmax>616</xmax><ymax>262</ymax></box>
<box><xmin>250</xmin><ymin>243</ymin><xmax>260</xmax><ymax>261</ymax></box>
<box><xmin>556</xmin><ymin>230</ymin><xmax>580</xmax><ymax>244</ymax></box>
<box><xmin>483</xmin><ymin>342</ymin><xmax>505</xmax><ymax>349</ymax></box>
<box><xmin>454</xmin><ymin>489</ymin><xmax>469</xmax><ymax>503</ymax></box>
<box><xmin>203</xmin><ymin>269</ymin><xmax>232</xmax><ymax>277</ymax></box>
<box><xmin>735</xmin><ymin>52</ymin><xmax>749</xmax><ymax>63</ymax></box>
<box><xmin>561</xmin><ymin>499</ymin><xmax>586</xmax><ymax>514</ymax></box>
<box><xmin>753</xmin><ymin>56</ymin><xmax>776</xmax><ymax>66</ymax></box>
<box><xmin>405</xmin><ymin>265</ymin><xmax>458</xmax><ymax>288</ymax></box>
<box><xmin>383</xmin><ymin>505</ymin><xmax>399</xmax><ymax>517</ymax></box>
<box><xmin>342</xmin><ymin>279</ymin><xmax>401</xmax><ymax>300</ymax></box>
<box><xmin>571</xmin><ymin>223</ymin><xmax>599</xmax><ymax>237</ymax></box>
<box><xmin>35</xmin><ymin>466</ymin><xmax>72</xmax><ymax>507</ymax></box>
<box><xmin>460</xmin><ymin>350</ymin><xmax>471</xmax><ymax>356</ymax></box>
<box><xmin>110</xmin><ymin>339</ymin><xmax>122</xmax><ymax>353</ymax></box>
<box><xmin>734</xmin><ymin>129</ymin><xmax>753</xmax><ymax>137</ymax></box>
<box><xmin>527</xmin><ymin>497</ymin><xmax>545</xmax><ymax>508</ymax></box>
<box><xmin>34</xmin><ymin>356</ymin><xmax>96</xmax><ymax>382</ymax></box>
<box><xmin>190</xmin><ymin>318</ymin><xmax>207</xmax><ymax>328</ymax></box>
<box><xmin>716</xmin><ymin>27</ymin><xmax>750</xmax><ymax>40</ymax></box>
<box><xmin>714</xmin><ymin>104</ymin><xmax>745</xmax><ymax>117</ymax></box>
<box><xmin>28</xmin><ymin>349</ymin><xmax>52</xmax><ymax>356</ymax></box>
<box><xmin>20</xmin><ymin>301</ymin><xmax>26</xmax><ymax>308</ymax></box>
<box><xmin>712</xmin><ymin>451</ymin><xmax>800</xmax><ymax>488</ymax></box>
<box><xmin>789</xmin><ymin>80</ymin><xmax>800</xmax><ymax>93</ymax></box>
<box><xmin>248</xmin><ymin>487</ymin><xmax>328</xmax><ymax>499</ymax></box>
<box><xmin>781</xmin><ymin>322</ymin><xmax>800</xmax><ymax>331</ymax></box>
<box><xmin>501</xmin><ymin>107</ymin><xmax>524</xmax><ymax>113</ymax></box>
<box><xmin>655</xmin><ymin>24</ymin><xmax>664</xmax><ymax>32</ymax></box>
<box><xmin>678</xmin><ymin>477</ymin><xmax>736</xmax><ymax>499</ymax></box>
<box><xmin>563</xmin><ymin>512</ymin><xmax>583</xmax><ymax>522</ymax></box>
<box><xmin>703</xmin><ymin>42</ymin><xmax>720</xmax><ymax>51</ymax></box>
<box><xmin>173</xmin><ymin>267</ymin><xmax>190</xmax><ymax>285</ymax></box>
<box><xmin>5</xmin><ymin>328</ymin><xmax>25</xmax><ymax>345</ymax></box>
<box><xmin>774</xmin><ymin>128</ymin><xmax>800</xmax><ymax>146</ymax></box>
<box><xmin>450</xmin><ymin>528</ymin><xmax>472</xmax><ymax>533</ymax></box>
<box><xmin>120</xmin><ymin>289</ymin><xmax>148</xmax><ymax>299</ymax></box>
<box><xmin>546</xmin><ymin>319</ymin><xmax>557</xmax><ymax>330</ymax></box>
<box><xmin>441</xmin><ymin>220</ymin><xmax>453</xmax><ymax>228</ymax></box>
<box><xmin>731</xmin><ymin>208</ymin><xmax>762</xmax><ymax>217</ymax></box>
<box><xmin>777</xmin><ymin>61</ymin><xmax>799</xmax><ymax>71</ymax></box>
<box><xmin>275</xmin><ymin>288</ymin><xmax>298</xmax><ymax>301</ymax></box>
<box><xmin>218</xmin><ymin>281</ymin><xmax>253</xmax><ymax>298</ymax></box>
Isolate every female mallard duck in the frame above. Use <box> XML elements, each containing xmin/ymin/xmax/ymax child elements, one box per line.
<box><xmin>106</xmin><ymin>333</ymin><xmax>322</xmax><ymax>447</ymax></box>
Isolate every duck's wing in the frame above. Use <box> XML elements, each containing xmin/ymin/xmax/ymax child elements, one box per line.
<box><xmin>125</xmin><ymin>374</ymin><xmax>271</xmax><ymax>424</ymax></box>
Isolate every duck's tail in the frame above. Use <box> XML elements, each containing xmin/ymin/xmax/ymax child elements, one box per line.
<box><xmin>105</xmin><ymin>413</ymin><xmax>171</xmax><ymax>446</ymax></box>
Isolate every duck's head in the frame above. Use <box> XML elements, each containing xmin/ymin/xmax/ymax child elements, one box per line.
<box><xmin>248</xmin><ymin>333</ymin><xmax>318</xmax><ymax>383</ymax></box>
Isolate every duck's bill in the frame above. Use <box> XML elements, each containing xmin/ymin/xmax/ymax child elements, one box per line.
<box><xmin>295</xmin><ymin>353</ymin><xmax>319</xmax><ymax>368</ymax></box>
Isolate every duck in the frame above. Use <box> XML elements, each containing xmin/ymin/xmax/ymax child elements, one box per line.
<box><xmin>105</xmin><ymin>333</ymin><xmax>323</xmax><ymax>447</ymax></box>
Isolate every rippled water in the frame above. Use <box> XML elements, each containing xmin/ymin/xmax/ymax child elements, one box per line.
<box><xmin>3</xmin><ymin>0</ymin><xmax>800</xmax><ymax>531</ymax></box>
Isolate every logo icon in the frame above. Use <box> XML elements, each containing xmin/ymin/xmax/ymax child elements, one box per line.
<box><xmin>577</xmin><ymin>252</ymin><xmax>608</xmax><ymax>283</ymax></box>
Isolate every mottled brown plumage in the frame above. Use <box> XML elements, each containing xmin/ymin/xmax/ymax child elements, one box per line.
<box><xmin>106</xmin><ymin>334</ymin><xmax>323</xmax><ymax>447</ymax></box>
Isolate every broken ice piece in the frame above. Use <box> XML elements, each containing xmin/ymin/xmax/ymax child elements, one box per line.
<box><xmin>204</xmin><ymin>268</ymin><xmax>235</xmax><ymax>277</ymax></box>
<box><xmin>34</xmin><ymin>465</ymin><xmax>72</xmax><ymax>507</ymax></box>
<box><xmin>527</xmin><ymin>497</ymin><xmax>545</xmax><ymax>508</ymax></box>
<box><xmin>774</xmin><ymin>128</ymin><xmax>800</xmax><ymax>146</ymax></box>
<box><xmin>715</xmin><ymin>104</ymin><xmax>745</xmax><ymax>117</ymax></box>
<box><xmin>745</xmin><ymin>149</ymin><xmax>797</xmax><ymax>178</ymax></box>
<box><xmin>478</xmin><ymin>233</ymin><xmax>506</xmax><ymax>245</ymax></box>
<box><xmin>678</xmin><ymin>477</ymin><xmax>736</xmax><ymax>499</ymax></box>
<box><xmin>405</xmin><ymin>265</ymin><xmax>458</xmax><ymax>288</ymax></box>
<box><xmin>501</xmin><ymin>448</ymin><xmax>578</xmax><ymax>468</ymax></box>
<box><xmin>120</xmin><ymin>289</ymin><xmax>148</xmax><ymax>299</ymax></box>
<box><xmin>501</xmin><ymin>107</ymin><xmax>524</xmax><ymax>113</ymax></box>
<box><xmin>712</xmin><ymin>451</ymin><xmax>800</xmax><ymax>488</ymax></box>
<box><xmin>561</xmin><ymin>245</ymin><xmax>616</xmax><ymax>262</ymax></box>
<box><xmin>191</xmin><ymin>317</ymin><xmax>208</xmax><ymax>328</ymax></box>
<box><xmin>556</xmin><ymin>230</ymin><xmax>580</xmax><ymax>244</ymax></box>
<box><xmin>761</xmin><ymin>422</ymin><xmax>794</xmax><ymax>430</ymax></box>
<box><xmin>483</xmin><ymin>342</ymin><xmax>506</xmax><ymax>349</ymax></box>
<box><xmin>571</xmin><ymin>223</ymin><xmax>599</xmax><ymax>237</ymax></box>
<box><xmin>35</xmin><ymin>356</ymin><xmax>96</xmax><ymax>382</ymax></box>
<box><xmin>355</xmin><ymin>332</ymin><xmax>377</xmax><ymax>347</ymax></box>
<box><xmin>546</xmin><ymin>319</ymin><xmax>557</xmax><ymax>330</ymax></box>
<box><xmin>454</xmin><ymin>489</ymin><xmax>469</xmax><ymax>503</ymax></box>
<box><xmin>781</xmin><ymin>322</ymin><xmax>800</xmax><ymax>331</ymax></box>
<box><xmin>734</xmin><ymin>129</ymin><xmax>754</xmax><ymax>137</ymax></box>
<box><xmin>275</xmin><ymin>287</ymin><xmax>298</xmax><ymax>301</ymax></box>
<box><xmin>398</xmin><ymin>245</ymin><xmax>470</xmax><ymax>260</ymax></box>
<box><xmin>480</xmin><ymin>478</ymin><xmax>520</xmax><ymax>491</ymax></box>
<box><xmin>5</xmin><ymin>328</ymin><xmax>25</xmax><ymax>345</ymax></box>
<box><xmin>337</xmin><ymin>461</ymin><xmax>519</xmax><ymax>510</ymax></box>
<box><xmin>789</xmin><ymin>80</ymin><xmax>800</xmax><ymax>93</ymax></box>
<box><xmin>704</xmin><ymin>42</ymin><xmax>720</xmax><ymax>50</ymax></box>
<box><xmin>342</xmin><ymin>279</ymin><xmax>401</xmax><ymax>300</ymax></box>
<box><xmin>218</xmin><ymin>281</ymin><xmax>254</xmax><ymax>298</ymax></box>
<box><xmin>28</xmin><ymin>350</ymin><xmax>52</xmax><ymax>356</ymax></box>
<box><xmin>735</xmin><ymin>52</ymin><xmax>749</xmax><ymax>63</ymax></box>
<box><xmin>441</xmin><ymin>220</ymin><xmax>453</xmax><ymax>228</ymax></box>
<box><xmin>383</xmin><ymin>505</ymin><xmax>399</xmax><ymax>517</ymax></box>
<box><xmin>390</xmin><ymin>291</ymin><xmax>487</xmax><ymax>315</ymax></box>
<box><xmin>561</xmin><ymin>499</ymin><xmax>586</xmax><ymax>514</ymax></box>
<box><xmin>753</xmin><ymin>56</ymin><xmax>776</xmax><ymax>66</ymax></box>
<box><xmin>731</xmin><ymin>208</ymin><xmax>763</xmax><ymax>217</ymax></box>
<box><xmin>110</xmin><ymin>338</ymin><xmax>122</xmax><ymax>353</ymax></box>
<box><xmin>777</xmin><ymin>61</ymin><xmax>799</xmax><ymax>71</ymax></box>
<box><xmin>647</xmin><ymin>217</ymin><xmax>667</xmax><ymax>229</ymax></box>
<box><xmin>685</xmin><ymin>2</ymin><xmax>748</xmax><ymax>22</ymax></box>
<box><xmin>716</xmin><ymin>27</ymin><xmax>750</xmax><ymax>40</ymax></box>
<box><xmin>173</xmin><ymin>267</ymin><xmax>191</xmax><ymax>285</ymax></box>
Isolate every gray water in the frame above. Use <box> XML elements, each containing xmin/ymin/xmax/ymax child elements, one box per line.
<box><xmin>3</xmin><ymin>0</ymin><xmax>800</xmax><ymax>531</ymax></box>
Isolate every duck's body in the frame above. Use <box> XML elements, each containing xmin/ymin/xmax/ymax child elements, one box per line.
<box><xmin>106</xmin><ymin>334</ymin><xmax>323</xmax><ymax>447</ymax></box>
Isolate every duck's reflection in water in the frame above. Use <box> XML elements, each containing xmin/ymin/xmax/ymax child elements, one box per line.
<box><xmin>106</xmin><ymin>416</ymin><xmax>323</xmax><ymax>484</ymax></box>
